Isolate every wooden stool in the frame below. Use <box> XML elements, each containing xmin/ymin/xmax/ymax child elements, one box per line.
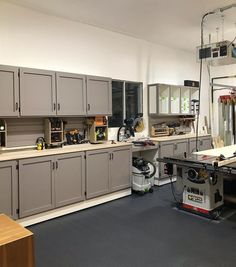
<box><xmin>0</xmin><ymin>214</ymin><xmax>35</xmax><ymax>267</ymax></box>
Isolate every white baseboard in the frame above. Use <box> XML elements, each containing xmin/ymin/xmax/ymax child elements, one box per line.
<box><xmin>17</xmin><ymin>188</ymin><xmax>131</xmax><ymax>227</ymax></box>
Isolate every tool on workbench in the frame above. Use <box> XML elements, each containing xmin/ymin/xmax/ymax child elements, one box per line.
<box><xmin>117</xmin><ymin>114</ymin><xmax>144</xmax><ymax>141</ymax></box>
<box><xmin>44</xmin><ymin>118</ymin><xmax>64</xmax><ymax>148</ymax></box>
<box><xmin>87</xmin><ymin>116</ymin><xmax>108</xmax><ymax>143</ymax></box>
<box><xmin>36</xmin><ymin>137</ymin><xmax>46</xmax><ymax>150</ymax></box>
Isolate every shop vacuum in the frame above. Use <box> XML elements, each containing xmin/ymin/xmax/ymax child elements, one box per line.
<box><xmin>132</xmin><ymin>157</ymin><xmax>156</xmax><ymax>194</ymax></box>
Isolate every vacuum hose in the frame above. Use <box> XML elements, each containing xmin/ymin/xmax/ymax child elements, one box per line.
<box><xmin>117</xmin><ymin>125</ymin><xmax>124</xmax><ymax>142</ymax></box>
<box><xmin>144</xmin><ymin>160</ymin><xmax>156</xmax><ymax>179</ymax></box>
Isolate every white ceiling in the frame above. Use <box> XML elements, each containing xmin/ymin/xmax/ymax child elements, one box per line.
<box><xmin>3</xmin><ymin>0</ymin><xmax>236</xmax><ymax>52</ymax></box>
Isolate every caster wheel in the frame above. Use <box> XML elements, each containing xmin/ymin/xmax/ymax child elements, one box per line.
<box><xmin>138</xmin><ymin>191</ymin><xmax>145</xmax><ymax>196</ymax></box>
<box><xmin>149</xmin><ymin>188</ymin><xmax>153</xmax><ymax>193</ymax></box>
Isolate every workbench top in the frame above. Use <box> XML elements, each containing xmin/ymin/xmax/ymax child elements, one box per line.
<box><xmin>195</xmin><ymin>144</ymin><xmax>236</xmax><ymax>158</ymax></box>
<box><xmin>150</xmin><ymin>133</ymin><xmax>211</xmax><ymax>142</ymax></box>
<box><xmin>0</xmin><ymin>214</ymin><xmax>33</xmax><ymax>246</ymax></box>
<box><xmin>0</xmin><ymin>142</ymin><xmax>132</xmax><ymax>162</ymax></box>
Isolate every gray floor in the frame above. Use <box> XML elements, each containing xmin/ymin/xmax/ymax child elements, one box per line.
<box><xmin>29</xmin><ymin>186</ymin><xmax>236</xmax><ymax>267</ymax></box>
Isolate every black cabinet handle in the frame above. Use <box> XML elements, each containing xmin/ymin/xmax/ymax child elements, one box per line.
<box><xmin>88</xmin><ymin>104</ymin><xmax>90</xmax><ymax>111</ymax></box>
<box><xmin>58</xmin><ymin>103</ymin><xmax>60</xmax><ymax>111</ymax></box>
<box><xmin>56</xmin><ymin>161</ymin><xmax>58</xmax><ymax>169</ymax></box>
<box><xmin>112</xmin><ymin>153</ymin><xmax>114</xmax><ymax>160</ymax></box>
<box><xmin>15</xmin><ymin>102</ymin><xmax>18</xmax><ymax>111</ymax></box>
<box><xmin>52</xmin><ymin>162</ymin><xmax>55</xmax><ymax>170</ymax></box>
<box><xmin>53</xmin><ymin>103</ymin><xmax>56</xmax><ymax>111</ymax></box>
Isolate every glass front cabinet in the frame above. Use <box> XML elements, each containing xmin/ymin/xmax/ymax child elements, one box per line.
<box><xmin>148</xmin><ymin>83</ymin><xmax>198</xmax><ymax>116</ymax></box>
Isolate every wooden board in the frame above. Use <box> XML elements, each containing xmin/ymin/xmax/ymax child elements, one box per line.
<box><xmin>0</xmin><ymin>214</ymin><xmax>35</xmax><ymax>267</ymax></box>
<box><xmin>213</xmin><ymin>156</ymin><xmax>236</xmax><ymax>167</ymax></box>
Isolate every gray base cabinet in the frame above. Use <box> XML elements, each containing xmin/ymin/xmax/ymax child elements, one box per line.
<box><xmin>86</xmin><ymin>147</ymin><xmax>132</xmax><ymax>199</ymax></box>
<box><xmin>0</xmin><ymin>161</ymin><xmax>18</xmax><ymax>219</ymax></box>
<box><xmin>110</xmin><ymin>147</ymin><xmax>132</xmax><ymax>192</ymax></box>
<box><xmin>86</xmin><ymin>149</ymin><xmax>110</xmax><ymax>199</ymax></box>
<box><xmin>189</xmin><ymin>137</ymin><xmax>212</xmax><ymax>153</ymax></box>
<box><xmin>19</xmin><ymin>156</ymin><xmax>55</xmax><ymax>218</ymax></box>
<box><xmin>55</xmin><ymin>152</ymin><xmax>85</xmax><ymax>208</ymax></box>
<box><xmin>159</xmin><ymin>140</ymin><xmax>188</xmax><ymax>178</ymax></box>
<box><xmin>19</xmin><ymin>153</ymin><xmax>85</xmax><ymax>218</ymax></box>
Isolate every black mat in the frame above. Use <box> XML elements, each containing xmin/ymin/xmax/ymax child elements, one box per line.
<box><xmin>29</xmin><ymin>185</ymin><xmax>236</xmax><ymax>267</ymax></box>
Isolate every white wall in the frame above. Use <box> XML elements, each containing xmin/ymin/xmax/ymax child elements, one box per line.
<box><xmin>0</xmin><ymin>1</ymin><xmax>202</xmax><ymax>139</ymax></box>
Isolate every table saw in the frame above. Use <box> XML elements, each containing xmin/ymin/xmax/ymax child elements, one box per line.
<box><xmin>157</xmin><ymin>145</ymin><xmax>236</xmax><ymax>219</ymax></box>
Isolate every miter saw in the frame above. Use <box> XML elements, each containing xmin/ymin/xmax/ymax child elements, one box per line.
<box><xmin>117</xmin><ymin>113</ymin><xmax>144</xmax><ymax>141</ymax></box>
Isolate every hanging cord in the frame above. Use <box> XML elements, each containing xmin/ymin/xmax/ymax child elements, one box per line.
<box><xmin>221</xmin><ymin>14</ymin><xmax>225</xmax><ymax>41</ymax></box>
<box><xmin>196</xmin><ymin>12</ymin><xmax>215</xmax><ymax>151</ymax></box>
<box><xmin>169</xmin><ymin>175</ymin><xmax>184</xmax><ymax>204</ymax></box>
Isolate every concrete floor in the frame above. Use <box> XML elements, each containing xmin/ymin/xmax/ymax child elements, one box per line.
<box><xmin>29</xmin><ymin>185</ymin><xmax>236</xmax><ymax>267</ymax></box>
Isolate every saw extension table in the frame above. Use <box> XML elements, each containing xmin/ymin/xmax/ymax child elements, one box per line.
<box><xmin>157</xmin><ymin>145</ymin><xmax>236</xmax><ymax>219</ymax></box>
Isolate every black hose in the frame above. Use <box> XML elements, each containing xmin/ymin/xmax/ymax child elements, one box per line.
<box><xmin>117</xmin><ymin>125</ymin><xmax>124</xmax><ymax>141</ymax></box>
<box><xmin>144</xmin><ymin>160</ymin><xmax>156</xmax><ymax>179</ymax></box>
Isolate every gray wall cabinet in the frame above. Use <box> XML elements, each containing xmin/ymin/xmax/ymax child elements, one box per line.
<box><xmin>0</xmin><ymin>161</ymin><xmax>18</xmax><ymax>219</ymax></box>
<box><xmin>110</xmin><ymin>147</ymin><xmax>132</xmax><ymax>192</ymax></box>
<box><xmin>55</xmin><ymin>152</ymin><xmax>85</xmax><ymax>208</ymax></box>
<box><xmin>148</xmin><ymin>83</ymin><xmax>199</xmax><ymax>116</ymax></box>
<box><xmin>20</xmin><ymin>68</ymin><xmax>56</xmax><ymax>116</ymax></box>
<box><xmin>19</xmin><ymin>156</ymin><xmax>55</xmax><ymax>218</ymax></box>
<box><xmin>86</xmin><ymin>149</ymin><xmax>110</xmax><ymax>199</ymax></box>
<box><xmin>86</xmin><ymin>76</ymin><xmax>112</xmax><ymax>116</ymax></box>
<box><xmin>86</xmin><ymin>147</ymin><xmax>132</xmax><ymax>199</ymax></box>
<box><xmin>56</xmin><ymin>72</ymin><xmax>86</xmax><ymax>116</ymax></box>
<box><xmin>0</xmin><ymin>65</ymin><xmax>19</xmax><ymax>117</ymax></box>
<box><xmin>0</xmin><ymin>64</ymin><xmax>113</xmax><ymax>117</ymax></box>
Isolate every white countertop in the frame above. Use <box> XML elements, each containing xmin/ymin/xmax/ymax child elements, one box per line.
<box><xmin>150</xmin><ymin>133</ymin><xmax>211</xmax><ymax>142</ymax></box>
<box><xmin>0</xmin><ymin>142</ymin><xmax>132</xmax><ymax>162</ymax></box>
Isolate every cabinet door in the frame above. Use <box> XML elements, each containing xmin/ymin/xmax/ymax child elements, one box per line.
<box><xmin>110</xmin><ymin>147</ymin><xmax>132</xmax><ymax>192</ymax></box>
<box><xmin>55</xmin><ymin>153</ymin><xmax>85</xmax><ymax>208</ymax></box>
<box><xmin>0</xmin><ymin>65</ymin><xmax>19</xmax><ymax>117</ymax></box>
<box><xmin>181</xmin><ymin>87</ymin><xmax>191</xmax><ymax>114</ymax></box>
<box><xmin>86</xmin><ymin>149</ymin><xmax>110</xmax><ymax>199</ymax></box>
<box><xmin>199</xmin><ymin>137</ymin><xmax>212</xmax><ymax>151</ymax></box>
<box><xmin>174</xmin><ymin>141</ymin><xmax>188</xmax><ymax>156</ymax></box>
<box><xmin>86</xmin><ymin>76</ymin><xmax>112</xmax><ymax>115</ymax></box>
<box><xmin>0</xmin><ymin>161</ymin><xmax>18</xmax><ymax>219</ymax></box>
<box><xmin>170</xmin><ymin>86</ymin><xmax>181</xmax><ymax>114</ymax></box>
<box><xmin>19</xmin><ymin>156</ymin><xmax>55</xmax><ymax>218</ymax></box>
<box><xmin>189</xmin><ymin>139</ymin><xmax>200</xmax><ymax>154</ymax></box>
<box><xmin>20</xmin><ymin>68</ymin><xmax>56</xmax><ymax>116</ymax></box>
<box><xmin>158</xmin><ymin>84</ymin><xmax>170</xmax><ymax>114</ymax></box>
<box><xmin>148</xmin><ymin>85</ymin><xmax>157</xmax><ymax>114</ymax></box>
<box><xmin>56</xmin><ymin>72</ymin><xmax>86</xmax><ymax>116</ymax></box>
<box><xmin>159</xmin><ymin>142</ymin><xmax>174</xmax><ymax>178</ymax></box>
